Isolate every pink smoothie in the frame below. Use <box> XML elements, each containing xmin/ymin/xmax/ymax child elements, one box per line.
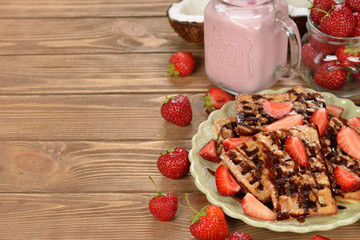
<box><xmin>204</xmin><ymin>0</ymin><xmax>289</xmax><ymax>94</ymax></box>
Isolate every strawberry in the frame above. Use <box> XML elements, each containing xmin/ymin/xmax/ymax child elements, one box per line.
<box><xmin>311</xmin><ymin>235</ymin><xmax>330</xmax><ymax>240</ymax></box>
<box><xmin>226</xmin><ymin>232</ymin><xmax>253</xmax><ymax>240</ymax></box>
<box><xmin>241</xmin><ymin>193</ymin><xmax>276</xmax><ymax>220</ymax></box>
<box><xmin>337</xmin><ymin>126</ymin><xmax>360</xmax><ymax>161</ymax></box>
<box><xmin>223</xmin><ymin>137</ymin><xmax>249</xmax><ymax>151</ymax></box>
<box><xmin>310</xmin><ymin>0</ymin><xmax>336</xmax><ymax>24</ymax></box>
<box><xmin>349</xmin><ymin>12</ymin><xmax>360</xmax><ymax>37</ymax></box>
<box><xmin>345</xmin><ymin>0</ymin><xmax>360</xmax><ymax>13</ymax></box>
<box><xmin>333</xmin><ymin>166</ymin><xmax>360</xmax><ymax>192</ymax></box>
<box><xmin>309</xmin><ymin>108</ymin><xmax>329</xmax><ymax>136</ymax></box>
<box><xmin>261</xmin><ymin>100</ymin><xmax>294</xmax><ymax>119</ymax></box>
<box><xmin>314</xmin><ymin>61</ymin><xmax>347</xmax><ymax>90</ymax></box>
<box><xmin>202</xmin><ymin>87</ymin><xmax>234</xmax><ymax>115</ymax></box>
<box><xmin>336</xmin><ymin>46</ymin><xmax>360</xmax><ymax>67</ymax></box>
<box><xmin>161</xmin><ymin>95</ymin><xmax>192</xmax><ymax>126</ymax></box>
<box><xmin>148</xmin><ymin>176</ymin><xmax>178</xmax><ymax>221</ymax></box>
<box><xmin>320</xmin><ymin>5</ymin><xmax>356</xmax><ymax>37</ymax></box>
<box><xmin>285</xmin><ymin>136</ymin><xmax>309</xmax><ymax>167</ymax></box>
<box><xmin>301</xmin><ymin>43</ymin><xmax>323</xmax><ymax>70</ymax></box>
<box><xmin>187</xmin><ymin>194</ymin><xmax>229</xmax><ymax>240</ymax></box>
<box><xmin>199</xmin><ymin>139</ymin><xmax>219</xmax><ymax>163</ymax></box>
<box><xmin>215</xmin><ymin>165</ymin><xmax>241</xmax><ymax>196</ymax></box>
<box><xmin>326</xmin><ymin>104</ymin><xmax>344</xmax><ymax>118</ymax></box>
<box><xmin>264</xmin><ymin>114</ymin><xmax>304</xmax><ymax>132</ymax></box>
<box><xmin>347</xmin><ymin>116</ymin><xmax>360</xmax><ymax>128</ymax></box>
<box><xmin>167</xmin><ymin>51</ymin><xmax>195</xmax><ymax>77</ymax></box>
<box><xmin>308</xmin><ymin>34</ymin><xmax>338</xmax><ymax>55</ymax></box>
<box><xmin>157</xmin><ymin>129</ymin><xmax>190</xmax><ymax>178</ymax></box>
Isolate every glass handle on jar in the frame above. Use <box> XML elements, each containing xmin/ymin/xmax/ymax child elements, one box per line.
<box><xmin>275</xmin><ymin>13</ymin><xmax>302</xmax><ymax>80</ymax></box>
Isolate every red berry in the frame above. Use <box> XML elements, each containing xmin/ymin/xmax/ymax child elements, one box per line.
<box><xmin>301</xmin><ymin>43</ymin><xmax>323</xmax><ymax>70</ymax></box>
<box><xmin>161</xmin><ymin>95</ymin><xmax>192</xmax><ymax>126</ymax></box>
<box><xmin>199</xmin><ymin>139</ymin><xmax>219</xmax><ymax>163</ymax></box>
<box><xmin>261</xmin><ymin>100</ymin><xmax>294</xmax><ymax>119</ymax></box>
<box><xmin>311</xmin><ymin>235</ymin><xmax>330</xmax><ymax>240</ymax></box>
<box><xmin>264</xmin><ymin>114</ymin><xmax>304</xmax><ymax>132</ymax></box>
<box><xmin>345</xmin><ymin>0</ymin><xmax>360</xmax><ymax>13</ymax></box>
<box><xmin>285</xmin><ymin>136</ymin><xmax>309</xmax><ymax>167</ymax></box>
<box><xmin>314</xmin><ymin>61</ymin><xmax>347</xmax><ymax>90</ymax></box>
<box><xmin>226</xmin><ymin>232</ymin><xmax>253</xmax><ymax>240</ymax></box>
<box><xmin>337</xmin><ymin>126</ymin><xmax>360</xmax><ymax>161</ymax></box>
<box><xmin>148</xmin><ymin>176</ymin><xmax>178</xmax><ymax>221</ymax></box>
<box><xmin>167</xmin><ymin>51</ymin><xmax>195</xmax><ymax>77</ymax></box>
<box><xmin>202</xmin><ymin>87</ymin><xmax>234</xmax><ymax>115</ymax></box>
<box><xmin>215</xmin><ymin>165</ymin><xmax>241</xmax><ymax>196</ymax></box>
<box><xmin>320</xmin><ymin>5</ymin><xmax>356</xmax><ymax>37</ymax></box>
<box><xmin>336</xmin><ymin>46</ymin><xmax>360</xmax><ymax>68</ymax></box>
<box><xmin>157</xmin><ymin>130</ymin><xmax>190</xmax><ymax>179</ymax></box>
<box><xmin>310</xmin><ymin>0</ymin><xmax>336</xmax><ymax>23</ymax></box>
<box><xmin>349</xmin><ymin>12</ymin><xmax>360</xmax><ymax>37</ymax></box>
<box><xmin>241</xmin><ymin>193</ymin><xmax>276</xmax><ymax>221</ymax></box>
<box><xmin>326</xmin><ymin>104</ymin><xmax>344</xmax><ymax>118</ymax></box>
<box><xmin>223</xmin><ymin>137</ymin><xmax>249</xmax><ymax>152</ymax></box>
<box><xmin>187</xmin><ymin>194</ymin><xmax>229</xmax><ymax>240</ymax></box>
<box><xmin>309</xmin><ymin>108</ymin><xmax>329</xmax><ymax>136</ymax></box>
<box><xmin>333</xmin><ymin>166</ymin><xmax>360</xmax><ymax>192</ymax></box>
<box><xmin>308</xmin><ymin>34</ymin><xmax>338</xmax><ymax>55</ymax></box>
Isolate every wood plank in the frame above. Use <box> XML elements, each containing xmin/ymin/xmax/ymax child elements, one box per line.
<box><xmin>0</xmin><ymin>192</ymin><xmax>358</xmax><ymax>239</ymax></box>
<box><xmin>0</xmin><ymin>53</ymin><xmax>209</xmax><ymax>95</ymax></box>
<box><xmin>0</xmin><ymin>140</ymin><xmax>196</xmax><ymax>193</ymax></box>
<box><xmin>0</xmin><ymin>0</ymin><xmax>175</xmax><ymax>18</ymax></box>
<box><xmin>0</xmin><ymin>17</ymin><xmax>202</xmax><ymax>55</ymax></box>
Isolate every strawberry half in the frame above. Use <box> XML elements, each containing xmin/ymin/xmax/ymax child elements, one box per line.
<box><xmin>261</xmin><ymin>100</ymin><xmax>294</xmax><ymax>119</ymax></box>
<box><xmin>309</xmin><ymin>108</ymin><xmax>329</xmax><ymax>136</ymax></box>
<box><xmin>337</xmin><ymin>126</ymin><xmax>360</xmax><ymax>161</ymax></box>
<box><xmin>241</xmin><ymin>193</ymin><xmax>276</xmax><ymax>221</ymax></box>
<box><xmin>223</xmin><ymin>137</ymin><xmax>249</xmax><ymax>152</ymax></box>
<box><xmin>347</xmin><ymin>116</ymin><xmax>360</xmax><ymax>128</ymax></box>
<box><xmin>215</xmin><ymin>165</ymin><xmax>241</xmax><ymax>196</ymax></box>
<box><xmin>311</xmin><ymin>235</ymin><xmax>330</xmax><ymax>240</ymax></box>
<box><xmin>199</xmin><ymin>139</ymin><xmax>219</xmax><ymax>163</ymax></box>
<box><xmin>202</xmin><ymin>87</ymin><xmax>234</xmax><ymax>114</ymax></box>
<box><xmin>333</xmin><ymin>166</ymin><xmax>360</xmax><ymax>192</ymax></box>
<box><xmin>264</xmin><ymin>114</ymin><xmax>304</xmax><ymax>132</ymax></box>
<box><xmin>285</xmin><ymin>136</ymin><xmax>309</xmax><ymax>167</ymax></box>
<box><xmin>326</xmin><ymin>104</ymin><xmax>344</xmax><ymax>118</ymax></box>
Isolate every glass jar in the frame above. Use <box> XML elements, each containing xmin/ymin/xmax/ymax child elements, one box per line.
<box><xmin>300</xmin><ymin>14</ymin><xmax>360</xmax><ymax>97</ymax></box>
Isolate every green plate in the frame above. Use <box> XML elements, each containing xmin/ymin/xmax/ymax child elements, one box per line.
<box><xmin>189</xmin><ymin>87</ymin><xmax>360</xmax><ymax>233</ymax></box>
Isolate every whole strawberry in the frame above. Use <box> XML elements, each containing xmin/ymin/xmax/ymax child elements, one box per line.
<box><xmin>148</xmin><ymin>176</ymin><xmax>178</xmax><ymax>221</ymax></box>
<box><xmin>187</xmin><ymin>194</ymin><xmax>229</xmax><ymax>240</ymax></box>
<box><xmin>167</xmin><ymin>51</ymin><xmax>195</xmax><ymax>77</ymax></box>
<box><xmin>302</xmin><ymin>43</ymin><xmax>323</xmax><ymax>70</ymax></box>
<box><xmin>349</xmin><ymin>12</ymin><xmax>360</xmax><ymax>37</ymax></box>
<box><xmin>320</xmin><ymin>5</ymin><xmax>356</xmax><ymax>37</ymax></box>
<box><xmin>310</xmin><ymin>0</ymin><xmax>336</xmax><ymax>24</ymax></box>
<box><xmin>226</xmin><ymin>232</ymin><xmax>253</xmax><ymax>240</ymax></box>
<box><xmin>336</xmin><ymin>46</ymin><xmax>360</xmax><ymax>67</ymax></box>
<box><xmin>157</xmin><ymin>129</ymin><xmax>190</xmax><ymax>178</ymax></box>
<box><xmin>201</xmin><ymin>87</ymin><xmax>234</xmax><ymax>115</ymax></box>
<box><xmin>161</xmin><ymin>95</ymin><xmax>192</xmax><ymax>126</ymax></box>
<box><xmin>314</xmin><ymin>61</ymin><xmax>347</xmax><ymax>90</ymax></box>
<box><xmin>345</xmin><ymin>0</ymin><xmax>360</xmax><ymax>13</ymax></box>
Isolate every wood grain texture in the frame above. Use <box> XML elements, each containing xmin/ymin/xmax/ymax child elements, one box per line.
<box><xmin>0</xmin><ymin>18</ymin><xmax>202</xmax><ymax>55</ymax></box>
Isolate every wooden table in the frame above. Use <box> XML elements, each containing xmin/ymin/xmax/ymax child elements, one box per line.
<box><xmin>1</xmin><ymin>1</ymin><xmax>360</xmax><ymax>239</ymax></box>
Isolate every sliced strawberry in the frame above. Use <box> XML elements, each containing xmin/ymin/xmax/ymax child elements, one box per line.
<box><xmin>261</xmin><ymin>101</ymin><xmax>293</xmax><ymax>119</ymax></box>
<box><xmin>223</xmin><ymin>137</ymin><xmax>249</xmax><ymax>152</ymax></box>
<box><xmin>347</xmin><ymin>116</ymin><xmax>360</xmax><ymax>128</ymax></box>
<box><xmin>215</xmin><ymin>165</ymin><xmax>241</xmax><ymax>196</ymax></box>
<box><xmin>337</xmin><ymin>127</ymin><xmax>360</xmax><ymax>161</ymax></box>
<box><xmin>326</xmin><ymin>104</ymin><xmax>344</xmax><ymax>118</ymax></box>
<box><xmin>333</xmin><ymin>166</ymin><xmax>360</xmax><ymax>192</ymax></box>
<box><xmin>264</xmin><ymin>114</ymin><xmax>304</xmax><ymax>132</ymax></box>
<box><xmin>311</xmin><ymin>235</ymin><xmax>330</xmax><ymax>240</ymax></box>
<box><xmin>202</xmin><ymin>87</ymin><xmax>234</xmax><ymax>114</ymax></box>
<box><xmin>309</xmin><ymin>108</ymin><xmax>329</xmax><ymax>136</ymax></box>
<box><xmin>199</xmin><ymin>139</ymin><xmax>219</xmax><ymax>163</ymax></box>
<box><xmin>285</xmin><ymin>136</ymin><xmax>309</xmax><ymax>167</ymax></box>
<box><xmin>241</xmin><ymin>193</ymin><xmax>276</xmax><ymax>221</ymax></box>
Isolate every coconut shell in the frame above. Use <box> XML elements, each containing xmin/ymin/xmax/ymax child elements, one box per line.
<box><xmin>167</xmin><ymin>6</ymin><xmax>204</xmax><ymax>45</ymax></box>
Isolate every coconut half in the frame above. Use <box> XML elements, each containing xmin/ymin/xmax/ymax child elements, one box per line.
<box><xmin>167</xmin><ymin>0</ymin><xmax>312</xmax><ymax>44</ymax></box>
<box><xmin>167</xmin><ymin>0</ymin><xmax>209</xmax><ymax>45</ymax></box>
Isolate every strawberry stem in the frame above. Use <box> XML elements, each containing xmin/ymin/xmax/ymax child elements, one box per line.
<box><xmin>149</xmin><ymin>176</ymin><xmax>163</xmax><ymax>197</ymax></box>
<box><xmin>163</xmin><ymin>128</ymin><xmax>175</xmax><ymax>154</ymax></box>
<box><xmin>186</xmin><ymin>193</ymin><xmax>200</xmax><ymax>215</ymax></box>
<box><xmin>186</xmin><ymin>193</ymin><xmax>208</xmax><ymax>224</ymax></box>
